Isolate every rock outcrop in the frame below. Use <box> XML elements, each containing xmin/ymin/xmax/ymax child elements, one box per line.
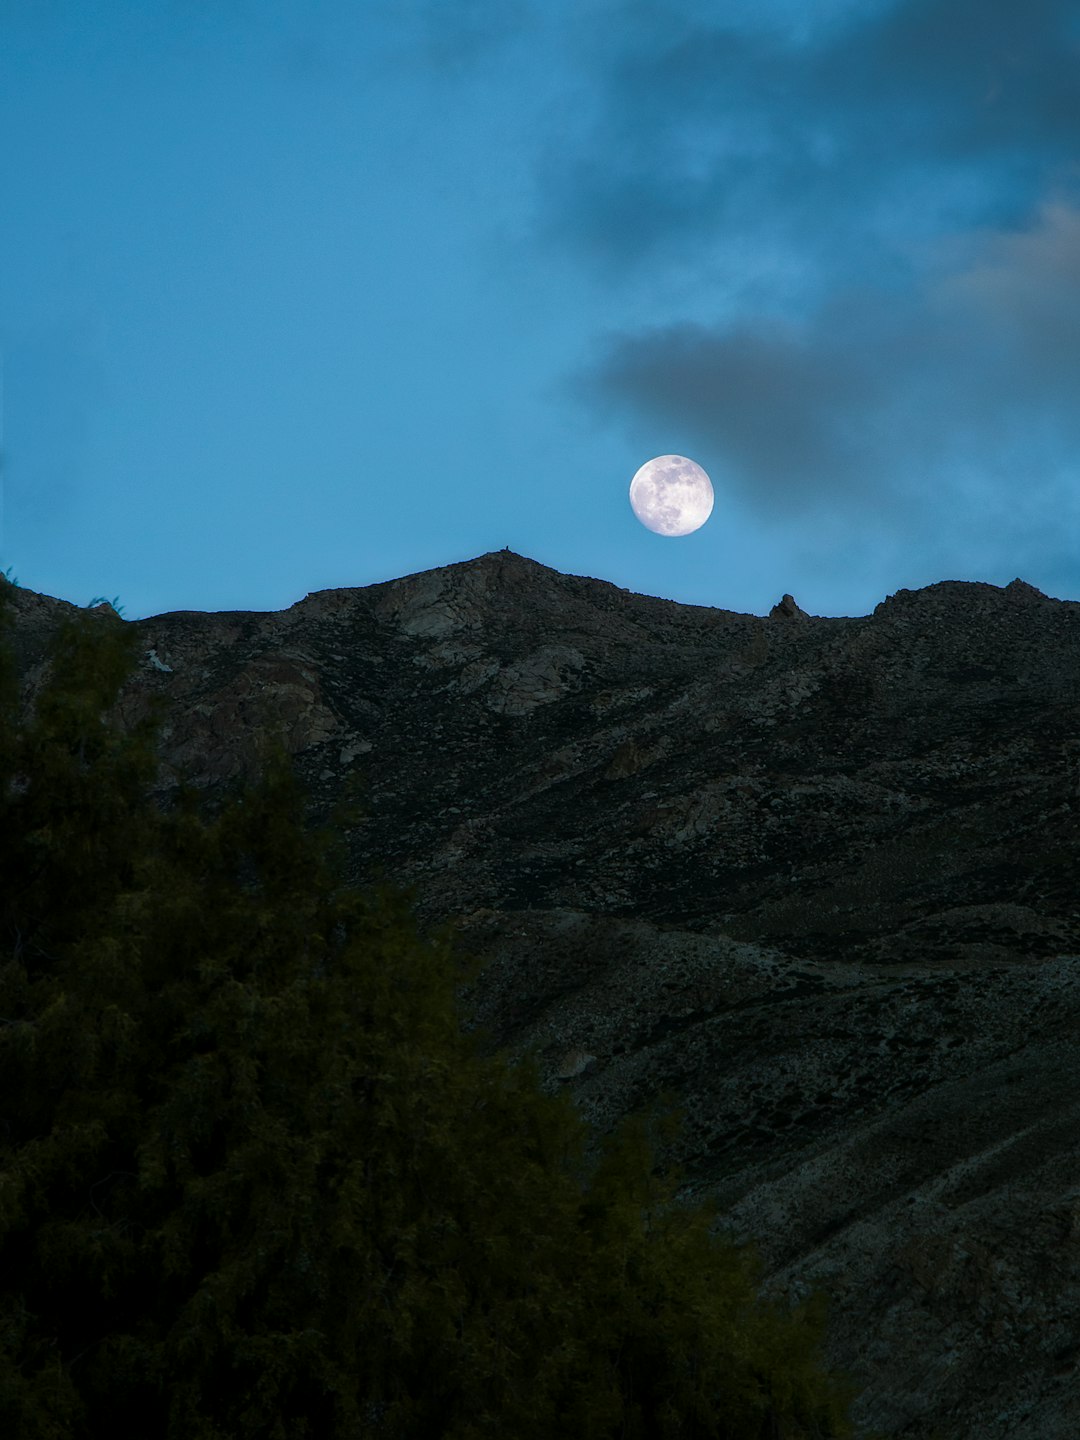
<box><xmin>768</xmin><ymin>591</ymin><xmax>810</xmax><ymax>619</ymax></box>
<box><xmin>3</xmin><ymin>551</ymin><xmax>1079</xmax><ymax>1440</ymax></box>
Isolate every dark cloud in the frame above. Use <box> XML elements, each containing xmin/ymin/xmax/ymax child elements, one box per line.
<box><xmin>569</xmin><ymin>202</ymin><xmax>1080</xmax><ymax>525</ymax></box>
<box><xmin>368</xmin><ymin>0</ymin><xmax>1080</xmax><ymax>574</ymax></box>
<box><xmin>827</xmin><ymin>0</ymin><xmax>1080</xmax><ymax>157</ymax></box>
<box><xmin>534</xmin><ymin>0</ymin><xmax>1080</xmax><ymax>277</ymax></box>
<box><xmin>543</xmin><ymin>0</ymin><xmax>1080</xmax><ymax>577</ymax></box>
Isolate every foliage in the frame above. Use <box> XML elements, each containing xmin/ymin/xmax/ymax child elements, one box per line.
<box><xmin>0</xmin><ymin>564</ymin><xmax>122</xmax><ymax>604</ymax></box>
<box><xmin>0</xmin><ymin>581</ymin><xmax>869</xmax><ymax>1439</ymax></box>
<box><xmin>0</xmin><ymin>566</ymin><xmax>123</xmax><ymax>613</ymax></box>
<box><xmin>85</xmin><ymin>595</ymin><xmax>126</xmax><ymax>617</ymax></box>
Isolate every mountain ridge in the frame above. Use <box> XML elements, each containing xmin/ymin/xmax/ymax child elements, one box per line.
<box><xmin>3</xmin><ymin>554</ymin><xmax>1079</xmax><ymax>1439</ymax></box>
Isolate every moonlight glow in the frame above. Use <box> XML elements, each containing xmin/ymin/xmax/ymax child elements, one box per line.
<box><xmin>629</xmin><ymin>455</ymin><xmax>714</xmax><ymax>536</ymax></box>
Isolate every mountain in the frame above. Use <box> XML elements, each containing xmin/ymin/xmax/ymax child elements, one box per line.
<box><xmin>5</xmin><ymin>550</ymin><xmax>1080</xmax><ymax>1439</ymax></box>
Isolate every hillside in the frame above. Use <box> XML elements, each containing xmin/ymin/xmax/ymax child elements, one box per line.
<box><xmin>6</xmin><ymin>551</ymin><xmax>1080</xmax><ymax>1438</ymax></box>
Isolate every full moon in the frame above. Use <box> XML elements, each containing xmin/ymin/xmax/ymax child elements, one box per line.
<box><xmin>629</xmin><ymin>455</ymin><xmax>714</xmax><ymax>536</ymax></box>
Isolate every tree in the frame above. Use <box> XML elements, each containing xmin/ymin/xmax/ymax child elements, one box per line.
<box><xmin>0</xmin><ymin>581</ymin><xmax>869</xmax><ymax>1438</ymax></box>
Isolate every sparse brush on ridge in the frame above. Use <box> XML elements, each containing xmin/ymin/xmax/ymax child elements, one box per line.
<box><xmin>0</xmin><ymin>568</ymin><xmax>125</xmax><ymax>616</ymax></box>
<box><xmin>0</xmin><ymin>581</ymin><xmax>876</xmax><ymax>1440</ymax></box>
<box><xmin>85</xmin><ymin>594</ymin><xmax>125</xmax><ymax>616</ymax></box>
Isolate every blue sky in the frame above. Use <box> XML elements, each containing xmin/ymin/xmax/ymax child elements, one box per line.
<box><xmin>2</xmin><ymin>0</ymin><xmax>1078</xmax><ymax>622</ymax></box>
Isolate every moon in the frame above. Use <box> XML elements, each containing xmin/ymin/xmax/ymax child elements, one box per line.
<box><xmin>629</xmin><ymin>455</ymin><xmax>714</xmax><ymax>536</ymax></box>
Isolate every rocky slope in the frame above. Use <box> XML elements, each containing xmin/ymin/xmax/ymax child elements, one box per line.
<box><xmin>4</xmin><ymin>551</ymin><xmax>1079</xmax><ymax>1438</ymax></box>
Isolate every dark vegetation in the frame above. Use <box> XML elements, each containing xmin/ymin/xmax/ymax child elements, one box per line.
<box><xmin>0</xmin><ymin>575</ymin><xmax>875</xmax><ymax>1438</ymax></box>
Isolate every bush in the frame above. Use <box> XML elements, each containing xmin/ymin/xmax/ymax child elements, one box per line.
<box><xmin>0</xmin><ymin>582</ymin><xmax>866</xmax><ymax>1438</ymax></box>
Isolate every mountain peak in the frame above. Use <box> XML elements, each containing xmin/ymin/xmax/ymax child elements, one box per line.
<box><xmin>4</xmin><ymin>552</ymin><xmax>1080</xmax><ymax>1438</ymax></box>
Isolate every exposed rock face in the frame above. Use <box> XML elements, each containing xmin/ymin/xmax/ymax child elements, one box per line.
<box><xmin>769</xmin><ymin>591</ymin><xmax>810</xmax><ymax>620</ymax></box>
<box><xmin>4</xmin><ymin>552</ymin><xmax>1080</xmax><ymax>1440</ymax></box>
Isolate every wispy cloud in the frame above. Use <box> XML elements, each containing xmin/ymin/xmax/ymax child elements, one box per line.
<box><xmin>514</xmin><ymin>0</ymin><xmax>1080</xmax><ymax>588</ymax></box>
<box><xmin>568</xmin><ymin>202</ymin><xmax>1080</xmax><ymax>528</ymax></box>
<box><xmin>533</xmin><ymin>0</ymin><xmax>1080</xmax><ymax>279</ymax></box>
